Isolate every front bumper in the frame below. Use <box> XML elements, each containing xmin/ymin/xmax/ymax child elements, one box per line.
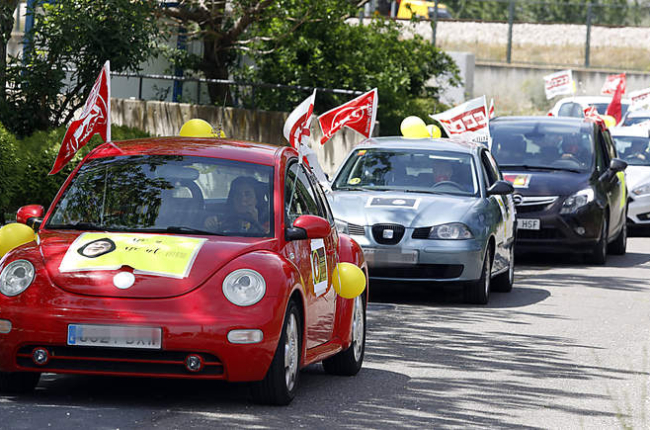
<box><xmin>0</xmin><ymin>280</ymin><xmax>286</xmax><ymax>382</ymax></box>
<box><xmin>627</xmin><ymin>193</ymin><xmax>650</xmax><ymax>225</ymax></box>
<box><xmin>514</xmin><ymin>199</ymin><xmax>602</xmax><ymax>253</ymax></box>
<box><xmin>346</xmin><ymin>227</ymin><xmax>484</xmax><ymax>282</ymax></box>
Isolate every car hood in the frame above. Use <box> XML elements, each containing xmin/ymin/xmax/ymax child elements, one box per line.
<box><xmin>37</xmin><ymin>231</ymin><xmax>275</xmax><ymax>299</ymax></box>
<box><xmin>501</xmin><ymin>169</ymin><xmax>591</xmax><ymax>196</ymax></box>
<box><xmin>328</xmin><ymin>190</ymin><xmax>476</xmax><ymax>227</ymax></box>
<box><xmin>625</xmin><ymin>166</ymin><xmax>650</xmax><ymax>191</ymax></box>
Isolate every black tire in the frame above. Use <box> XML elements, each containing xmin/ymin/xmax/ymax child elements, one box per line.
<box><xmin>251</xmin><ymin>301</ymin><xmax>302</xmax><ymax>406</ymax></box>
<box><xmin>492</xmin><ymin>245</ymin><xmax>515</xmax><ymax>293</ymax></box>
<box><xmin>464</xmin><ymin>247</ymin><xmax>492</xmax><ymax>305</ymax></box>
<box><xmin>609</xmin><ymin>216</ymin><xmax>627</xmax><ymax>256</ymax></box>
<box><xmin>323</xmin><ymin>294</ymin><xmax>366</xmax><ymax>376</ymax></box>
<box><xmin>589</xmin><ymin>217</ymin><xmax>608</xmax><ymax>265</ymax></box>
<box><xmin>0</xmin><ymin>371</ymin><xmax>40</xmax><ymax>394</ymax></box>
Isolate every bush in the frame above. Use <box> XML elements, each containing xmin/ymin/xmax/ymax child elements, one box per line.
<box><xmin>3</xmin><ymin>125</ymin><xmax>148</xmax><ymax>220</ymax></box>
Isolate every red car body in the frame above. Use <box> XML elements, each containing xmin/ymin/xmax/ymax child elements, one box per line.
<box><xmin>0</xmin><ymin>137</ymin><xmax>367</xmax><ymax>404</ymax></box>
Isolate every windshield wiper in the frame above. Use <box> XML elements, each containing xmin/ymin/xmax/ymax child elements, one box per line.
<box><xmin>49</xmin><ymin>222</ymin><xmax>107</xmax><ymax>231</ymax></box>
<box><xmin>403</xmin><ymin>189</ymin><xmax>443</xmax><ymax>195</ymax></box>
<box><xmin>332</xmin><ymin>186</ymin><xmax>369</xmax><ymax>191</ymax></box>
<box><xmin>165</xmin><ymin>226</ymin><xmax>223</xmax><ymax>235</ymax></box>
<box><xmin>500</xmin><ymin>164</ymin><xmax>582</xmax><ymax>173</ymax></box>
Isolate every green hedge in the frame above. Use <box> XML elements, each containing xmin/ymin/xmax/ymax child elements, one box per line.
<box><xmin>0</xmin><ymin>125</ymin><xmax>149</xmax><ymax>223</ymax></box>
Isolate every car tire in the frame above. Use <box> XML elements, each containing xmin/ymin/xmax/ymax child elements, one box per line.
<box><xmin>251</xmin><ymin>301</ymin><xmax>301</xmax><ymax>406</ymax></box>
<box><xmin>492</xmin><ymin>245</ymin><xmax>515</xmax><ymax>293</ymax></box>
<box><xmin>464</xmin><ymin>247</ymin><xmax>492</xmax><ymax>305</ymax></box>
<box><xmin>0</xmin><ymin>371</ymin><xmax>40</xmax><ymax>394</ymax></box>
<box><xmin>589</xmin><ymin>217</ymin><xmax>608</xmax><ymax>265</ymax></box>
<box><xmin>609</xmin><ymin>216</ymin><xmax>627</xmax><ymax>256</ymax></box>
<box><xmin>323</xmin><ymin>294</ymin><xmax>366</xmax><ymax>376</ymax></box>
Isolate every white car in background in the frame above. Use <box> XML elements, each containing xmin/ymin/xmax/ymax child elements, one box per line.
<box><xmin>549</xmin><ymin>96</ymin><xmax>631</xmax><ymax>123</ymax></box>
<box><xmin>618</xmin><ymin>109</ymin><xmax>650</xmax><ymax>128</ymax></box>
<box><xmin>611</xmin><ymin>126</ymin><xmax>650</xmax><ymax>226</ymax></box>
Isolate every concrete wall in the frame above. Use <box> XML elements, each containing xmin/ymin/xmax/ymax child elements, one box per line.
<box><xmin>111</xmin><ymin>99</ymin><xmax>368</xmax><ymax>177</ymax></box>
<box><xmin>473</xmin><ymin>63</ymin><xmax>650</xmax><ymax>114</ymax></box>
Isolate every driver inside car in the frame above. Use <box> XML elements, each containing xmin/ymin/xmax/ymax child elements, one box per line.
<box><xmin>432</xmin><ymin>159</ymin><xmax>453</xmax><ymax>183</ymax></box>
<box><xmin>205</xmin><ymin>176</ymin><xmax>270</xmax><ymax>234</ymax></box>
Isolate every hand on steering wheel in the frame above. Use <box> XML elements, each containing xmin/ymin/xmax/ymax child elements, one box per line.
<box><xmin>431</xmin><ymin>181</ymin><xmax>465</xmax><ymax>191</ymax></box>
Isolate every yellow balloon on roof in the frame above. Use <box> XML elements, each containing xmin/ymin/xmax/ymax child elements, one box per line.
<box><xmin>427</xmin><ymin>124</ymin><xmax>442</xmax><ymax>138</ymax></box>
<box><xmin>179</xmin><ymin>119</ymin><xmax>226</xmax><ymax>138</ymax></box>
<box><xmin>400</xmin><ymin>116</ymin><xmax>430</xmax><ymax>138</ymax></box>
<box><xmin>601</xmin><ymin>115</ymin><xmax>617</xmax><ymax>129</ymax></box>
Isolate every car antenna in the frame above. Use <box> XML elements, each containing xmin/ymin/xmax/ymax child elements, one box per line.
<box><xmin>216</xmin><ymin>88</ymin><xmax>228</xmax><ymax>138</ymax></box>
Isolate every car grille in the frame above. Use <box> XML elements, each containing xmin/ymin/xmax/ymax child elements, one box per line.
<box><xmin>517</xmin><ymin>229</ymin><xmax>565</xmax><ymax>240</ymax></box>
<box><xmin>16</xmin><ymin>345</ymin><xmax>224</xmax><ymax>378</ymax></box>
<box><xmin>372</xmin><ymin>224</ymin><xmax>405</xmax><ymax>245</ymax></box>
<box><xmin>347</xmin><ymin>223</ymin><xmax>366</xmax><ymax>236</ymax></box>
<box><xmin>411</xmin><ymin>227</ymin><xmax>431</xmax><ymax>239</ymax></box>
<box><xmin>370</xmin><ymin>264</ymin><xmax>463</xmax><ymax>279</ymax></box>
<box><xmin>516</xmin><ymin>204</ymin><xmax>549</xmax><ymax>214</ymax></box>
<box><xmin>515</xmin><ymin>196</ymin><xmax>558</xmax><ymax>214</ymax></box>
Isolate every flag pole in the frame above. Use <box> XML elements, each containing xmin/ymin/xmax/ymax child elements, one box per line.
<box><xmin>106</xmin><ymin>60</ymin><xmax>111</xmax><ymax>142</ymax></box>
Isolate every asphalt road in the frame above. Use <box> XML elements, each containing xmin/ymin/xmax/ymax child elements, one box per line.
<box><xmin>2</xmin><ymin>237</ymin><xmax>650</xmax><ymax>429</ymax></box>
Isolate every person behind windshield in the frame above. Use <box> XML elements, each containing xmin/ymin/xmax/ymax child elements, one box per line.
<box><xmin>432</xmin><ymin>159</ymin><xmax>453</xmax><ymax>182</ymax></box>
<box><xmin>559</xmin><ymin>134</ymin><xmax>588</xmax><ymax>165</ymax></box>
<box><xmin>536</xmin><ymin>134</ymin><xmax>561</xmax><ymax>164</ymax></box>
<box><xmin>205</xmin><ymin>176</ymin><xmax>269</xmax><ymax>234</ymax></box>
<box><xmin>625</xmin><ymin>139</ymin><xmax>648</xmax><ymax>162</ymax></box>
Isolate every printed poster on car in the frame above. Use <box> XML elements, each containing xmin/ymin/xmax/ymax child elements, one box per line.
<box><xmin>310</xmin><ymin>239</ymin><xmax>328</xmax><ymax>296</ymax></box>
<box><xmin>503</xmin><ymin>173</ymin><xmax>531</xmax><ymax>188</ymax></box>
<box><xmin>59</xmin><ymin>233</ymin><xmax>206</xmax><ymax>278</ymax></box>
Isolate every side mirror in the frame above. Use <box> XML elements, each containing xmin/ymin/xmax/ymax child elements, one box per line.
<box><xmin>17</xmin><ymin>205</ymin><xmax>45</xmax><ymax>230</ymax></box>
<box><xmin>487</xmin><ymin>180</ymin><xmax>515</xmax><ymax>196</ymax></box>
<box><xmin>609</xmin><ymin>158</ymin><xmax>627</xmax><ymax>173</ymax></box>
<box><xmin>285</xmin><ymin>215</ymin><xmax>331</xmax><ymax>241</ymax></box>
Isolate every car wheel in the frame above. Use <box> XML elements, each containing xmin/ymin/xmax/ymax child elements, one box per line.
<box><xmin>251</xmin><ymin>301</ymin><xmax>301</xmax><ymax>405</ymax></box>
<box><xmin>323</xmin><ymin>293</ymin><xmax>366</xmax><ymax>376</ymax></box>
<box><xmin>609</xmin><ymin>217</ymin><xmax>627</xmax><ymax>256</ymax></box>
<box><xmin>492</xmin><ymin>245</ymin><xmax>515</xmax><ymax>293</ymax></box>
<box><xmin>464</xmin><ymin>247</ymin><xmax>492</xmax><ymax>305</ymax></box>
<box><xmin>589</xmin><ymin>218</ymin><xmax>608</xmax><ymax>265</ymax></box>
<box><xmin>0</xmin><ymin>371</ymin><xmax>40</xmax><ymax>394</ymax></box>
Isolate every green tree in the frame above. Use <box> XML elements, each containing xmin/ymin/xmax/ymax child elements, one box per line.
<box><xmin>0</xmin><ymin>0</ymin><xmax>19</xmax><ymax>102</ymax></box>
<box><xmin>1</xmin><ymin>0</ymin><xmax>160</xmax><ymax>137</ymax></box>
<box><xmin>237</xmin><ymin>18</ymin><xmax>461</xmax><ymax>135</ymax></box>
<box><xmin>161</xmin><ymin>0</ymin><xmax>365</xmax><ymax>104</ymax></box>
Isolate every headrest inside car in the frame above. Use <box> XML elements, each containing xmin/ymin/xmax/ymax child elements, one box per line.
<box><xmin>156</xmin><ymin>165</ymin><xmax>200</xmax><ymax>180</ymax></box>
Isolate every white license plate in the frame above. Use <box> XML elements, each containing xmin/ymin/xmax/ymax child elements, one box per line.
<box><xmin>517</xmin><ymin>218</ymin><xmax>541</xmax><ymax>230</ymax></box>
<box><xmin>67</xmin><ymin>324</ymin><xmax>162</xmax><ymax>350</ymax></box>
<box><xmin>364</xmin><ymin>248</ymin><xmax>418</xmax><ymax>264</ymax></box>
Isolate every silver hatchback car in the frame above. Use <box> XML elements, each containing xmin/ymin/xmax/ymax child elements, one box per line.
<box><xmin>328</xmin><ymin>137</ymin><xmax>516</xmax><ymax>304</ymax></box>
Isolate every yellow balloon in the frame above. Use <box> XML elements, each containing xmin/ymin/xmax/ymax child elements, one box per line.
<box><xmin>179</xmin><ymin>119</ymin><xmax>226</xmax><ymax>138</ymax></box>
<box><xmin>400</xmin><ymin>116</ymin><xmax>430</xmax><ymax>138</ymax></box>
<box><xmin>0</xmin><ymin>223</ymin><xmax>36</xmax><ymax>257</ymax></box>
<box><xmin>601</xmin><ymin>115</ymin><xmax>617</xmax><ymax>129</ymax></box>
<box><xmin>332</xmin><ymin>262</ymin><xmax>366</xmax><ymax>299</ymax></box>
<box><xmin>426</xmin><ymin>124</ymin><xmax>442</xmax><ymax>138</ymax></box>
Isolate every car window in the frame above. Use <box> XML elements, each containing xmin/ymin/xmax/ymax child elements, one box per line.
<box><xmin>332</xmin><ymin>148</ymin><xmax>478</xmax><ymax>196</ymax></box>
<box><xmin>490</xmin><ymin>120</ymin><xmax>594</xmax><ymax>172</ymax></box>
<box><xmin>481</xmin><ymin>151</ymin><xmax>499</xmax><ymax>186</ymax></box>
<box><xmin>613</xmin><ymin>135</ymin><xmax>650</xmax><ymax>166</ymax></box>
<box><xmin>285</xmin><ymin>162</ymin><xmax>323</xmax><ymax>225</ymax></box>
<box><xmin>46</xmin><ymin>155</ymin><xmax>274</xmax><ymax>237</ymax></box>
<box><xmin>622</xmin><ymin>116</ymin><xmax>650</xmax><ymax>127</ymax></box>
<box><xmin>597</xmin><ymin>130</ymin><xmax>612</xmax><ymax>168</ymax></box>
<box><xmin>558</xmin><ymin>102</ymin><xmax>583</xmax><ymax>118</ymax></box>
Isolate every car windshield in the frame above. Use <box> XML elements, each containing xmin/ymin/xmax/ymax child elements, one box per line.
<box><xmin>591</xmin><ymin>102</ymin><xmax>630</xmax><ymax>117</ymax></box>
<box><xmin>332</xmin><ymin>148</ymin><xmax>478</xmax><ymax>196</ymax></box>
<box><xmin>46</xmin><ymin>155</ymin><xmax>274</xmax><ymax>237</ymax></box>
<box><xmin>613</xmin><ymin>135</ymin><xmax>650</xmax><ymax>166</ymax></box>
<box><xmin>622</xmin><ymin>116</ymin><xmax>650</xmax><ymax>127</ymax></box>
<box><xmin>490</xmin><ymin>121</ymin><xmax>594</xmax><ymax>172</ymax></box>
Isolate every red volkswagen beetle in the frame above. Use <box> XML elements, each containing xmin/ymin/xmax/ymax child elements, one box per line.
<box><xmin>0</xmin><ymin>137</ymin><xmax>367</xmax><ymax>405</ymax></box>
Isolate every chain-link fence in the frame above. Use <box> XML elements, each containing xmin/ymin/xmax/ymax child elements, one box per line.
<box><xmin>369</xmin><ymin>0</ymin><xmax>650</xmax><ymax>71</ymax></box>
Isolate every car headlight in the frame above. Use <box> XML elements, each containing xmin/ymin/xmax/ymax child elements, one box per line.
<box><xmin>222</xmin><ymin>269</ymin><xmax>266</xmax><ymax>306</ymax></box>
<box><xmin>0</xmin><ymin>260</ymin><xmax>35</xmax><ymax>297</ymax></box>
<box><xmin>428</xmin><ymin>222</ymin><xmax>474</xmax><ymax>239</ymax></box>
<box><xmin>560</xmin><ymin>187</ymin><xmax>595</xmax><ymax>214</ymax></box>
<box><xmin>633</xmin><ymin>183</ymin><xmax>650</xmax><ymax>196</ymax></box>
<box><xmin>335</xmin><ymin>219</ymin><xmax>349</xmax><ymax>234</ymax></box>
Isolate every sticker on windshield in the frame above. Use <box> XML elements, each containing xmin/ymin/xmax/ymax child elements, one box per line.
<box><xmin>310</xmin><ymin>239</ymin><xmax>328</xmax><ymax>296</ymax></box>
<box><xmin>366</xmin><ymin>197</ymin><xmax>421</xmax><ymax>208</ymax></box>
<box><xmin>503</xmin><ymin>173</ymin><xmax>531</xmax><ymax>188</ymax></box>
<box><xmin>348</xmin><ymin>177</ymin><xmax>361</xmax><ymax>185</ymax></box>
<box><xmin>59</xmin><ymin>233</ymin><xmax>206</xmax><ymax>279</ymax></box>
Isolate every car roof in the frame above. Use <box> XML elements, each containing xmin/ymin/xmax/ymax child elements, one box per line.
<box><xmin>555</xmin><ymin>95</ymin><xmax>632</xmax><ymax>105</ymax></box>
<box><xmin>611</xmin><ymin>126</ymin><xmax>650</xmax><ymax>137</ymax></box>
<box><xmin>625</xmin><ymin>109</ymin><xmax>650</xmax><ymax>118</ymax></box>
<box><xmin>353</xmin><ymin>136</ymin><xmax>481</xmax><ymax>155</ymax></box>
<box><xmin>490</xmin><ymin>116</ymin><xmax>593</xmax><ymax>127</ymax></box>
<box><xmin>88</xmin><ymin>137</ymin><xmax>289</xmax><ymax>166</ymax></box>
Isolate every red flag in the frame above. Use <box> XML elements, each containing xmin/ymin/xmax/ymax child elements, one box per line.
<box><xmin>50</xmin><ymin>61</ymin><xmax>111</xmax><ymax>175</ymax></box>
<box><xmin>283</xmin><ymin>90</ymin><xmax>316</xmax><ymax>149</ymax></box>
<box><xmin>488</xmin><ymin>98</ymin><xmax>495</xmax><ymax>119</ymax></box>
<box><xmin>606</xmin><ymin>78</ymin><xmax>625</xmax><ymax>124</ymax></box>
<box><xmin>318</xmin><ymin>88</ymin><xmax>377</xmax><ymax>145</ymax></box>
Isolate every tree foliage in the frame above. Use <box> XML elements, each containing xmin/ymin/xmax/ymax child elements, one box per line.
<box><xmin>1</xmin><ymin>0</ymin><xmax>160</xmax><ymax>137</ymax></box>
<box><xmin>236</xmin><ymin>18</ymin><xmax>461</xmax><ymax>135</ymax></box>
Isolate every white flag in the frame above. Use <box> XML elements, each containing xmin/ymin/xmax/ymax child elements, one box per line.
<box><xmin>283</xmin><ymin>90</ymin><xmax>316</xmax><ymax>148</ymax></box>
<box><xmin>543</xmin><ymin>70</ymin><xmax>575</xmax><ymax>100</ymax></box>
<box><xmin>630</xmin><ymin>87</ymin><xmax>650</xmax><ymax>108</ymax></box>
<box><xmin>429</xmin><ymin>96</ymin><xmax>490</xmax><ymax>143</ymax></box>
